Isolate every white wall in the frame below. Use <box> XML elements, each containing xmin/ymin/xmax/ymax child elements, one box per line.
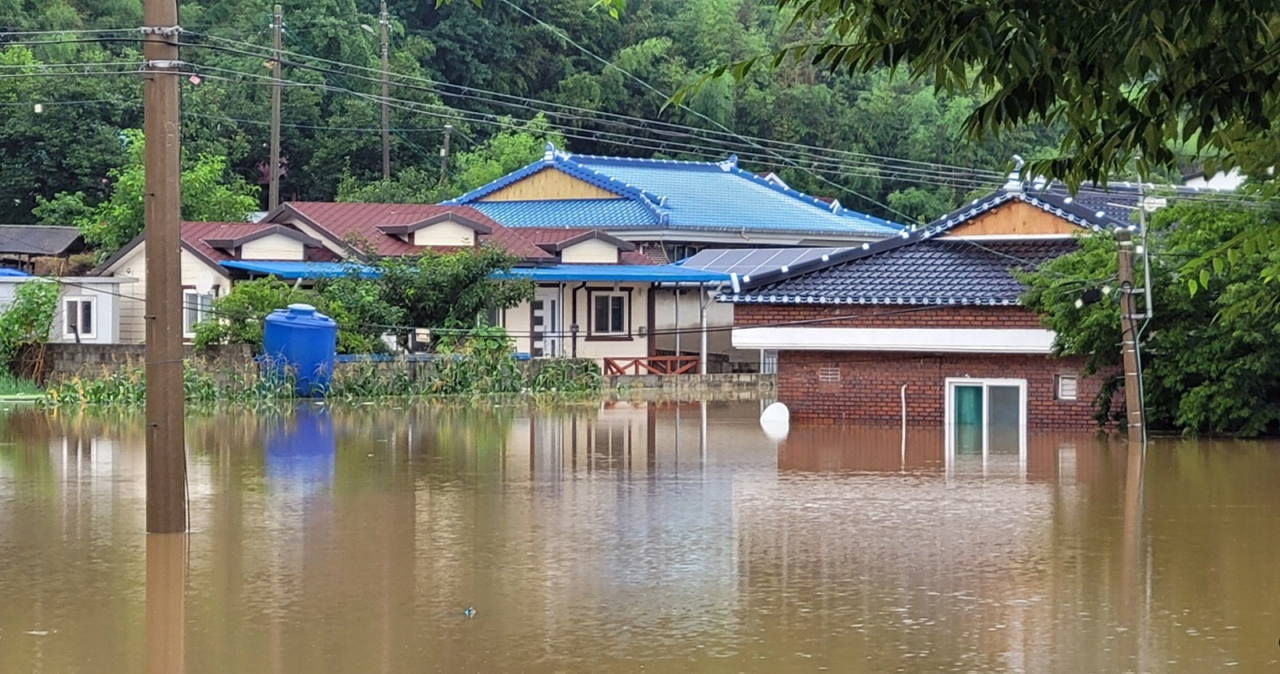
<box><xmin>503</xmin><ymin>283</ymin><xmax>651</xmax><ymax>364</ymax></box>
<box><xmin>241</xmin><ymin>234</ymin><xmax>305</xmax><ymax>260</ymax></box>
<box><xmin>412</xmin><ymin>220</ymin><xmax>477</xmax><ymax>247</ymax></box>
<box><xmin>560</xmin><ymin>239</ymin><xmax>619</xmax><ymax>264</ymax></box>
<box><xmin>105</xmin><ymin>243</ymin><xmax>233</xmax><ymax>344</ymax></box>
<box><xmin>1183</xmin><ymin>168</ymin><xmax>1246</xmax><ymax>191</ymax></box>
<box><xmin>653</xmin><ymin>289</ymin><xmax>745</xmax><ymax>364</ymax></box>
<box><xmin>0</xmin><ymin>278</ymin><xmax>133</xmax><ymax>345</ymax></box>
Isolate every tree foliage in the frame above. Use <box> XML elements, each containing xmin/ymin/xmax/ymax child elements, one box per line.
<box><xmin>4</xmin><ymin>0</ymin><xmax>1062</xmax><ymax>231</ymax></box>
<box><xmin>0</xmin><ymin>279</ymin><xmax>59</xmax><ymax>372</ymax></box>
<box><xmin>32</xmin><ymin>130</ymin><xmax>259</xmax><ymax>254</ymax></box>
<box><xmin>1021</xmin><ymin>202</ymin><xmax>1280</xmax><ymax>437</ymax></box>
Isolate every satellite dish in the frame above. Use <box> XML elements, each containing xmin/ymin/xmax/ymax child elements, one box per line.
<box><xmin>760</xmin><ymin>402</ymin><xmax>790</xmax><ymax>442</ymax></box>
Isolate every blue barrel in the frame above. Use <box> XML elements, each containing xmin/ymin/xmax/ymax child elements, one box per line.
<box><xmin>262</xmin><ymin>304</ymin><xmax>337</xmax><ymax>396</ymax></box>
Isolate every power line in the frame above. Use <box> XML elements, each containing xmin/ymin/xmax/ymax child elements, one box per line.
<box><xmin>179</xmin><ymin>31</ymin><xmax>1006</xmax><ymax>179</ymax></box>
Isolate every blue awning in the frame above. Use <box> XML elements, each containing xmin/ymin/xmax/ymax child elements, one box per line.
<box><xmin>497</xmin><ymin>264</ymin><xmax>734</xmax><ymax>284</ymax></box>
<box><xmin>221</xmin><ymin>261</ymin><xmax>376</xmax><ymax>279</ymax></box>
<box><xmin>221</xmin><ymin>261</ymin><xmax>733</xmax><ymax>285</ymax></box>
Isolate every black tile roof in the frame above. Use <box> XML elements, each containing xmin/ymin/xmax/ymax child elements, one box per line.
<box><xmin>718</xmin><ymin>182</ymin><xmax>1127</xmax><ymax>306</ymax></box>
<box><xmin>724</xmin><ymin>238</ymin><xmax>1078</xmax><ymax>306</ymax></box>
<box><xmin>0</xmin><ymin>226</ymin><xmax>85</xmax><ymax>256</ymax></box>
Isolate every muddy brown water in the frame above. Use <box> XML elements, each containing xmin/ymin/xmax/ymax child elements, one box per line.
<box><xmin>1</xmin><ymin>402</ymin><xmax>1278</xmax><ymax>673</ymax></box>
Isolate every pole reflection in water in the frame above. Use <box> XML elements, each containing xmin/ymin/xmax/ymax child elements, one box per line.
<box><xmin>145</xmin><ymin>534</ymin><xmax>186</xmax><ymax>674</ymax></box>
<box><xmin>1119</xmin><ymin>437</ymin><xmax>1147</xmax><ymax>670</ymax></box>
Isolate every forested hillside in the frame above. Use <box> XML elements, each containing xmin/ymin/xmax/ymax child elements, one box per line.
<box><xmin>0</xmin><ymin>0</ymin><xmax>1062</xmax><ymax>229</ymax></box>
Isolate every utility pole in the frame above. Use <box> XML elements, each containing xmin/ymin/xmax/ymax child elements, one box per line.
<box><xmin>1116</xmin><ymin>229</ymin><xmax>1146</xmax><ymax>441</ymax></box>
<box><xmin>142</xmin><ymin>0</ymin><xmax>187</xmax><ymax>534</ymax></box>
<box><xmin>439</xmin><ymin>124</ymin><xmax>452</xmax><ymax>184</ymax></box>
<box><xmin>268</xmin><ymin>4</ymin><xmax>283</xmax><ymax>211</ymax></box>
<box><xmin>380</xmin><ymin>0</ymin><xmax>391</xmax><ymax>181</ymax></box>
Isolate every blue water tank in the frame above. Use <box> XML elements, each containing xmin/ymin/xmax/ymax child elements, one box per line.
<box><xmin>262</xmin><ymin>303</ymin><xmax>337</xmax><ymax>396</ymax></box>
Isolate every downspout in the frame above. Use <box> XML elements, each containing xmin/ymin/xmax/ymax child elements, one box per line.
<box><xmin>570</xmin><ymin>282</ymin><xmax>586</xmax><ymax>358</ymax></box>
<box><xmin>699</xmin><ymin>282</ymin><xmax>720</xmax><ymax>375</ymax></box>
<box><xmin>900</xmin><ymin>384</ymin><xmax>908</xmax><ymax>470</ymax></box>
<box><xmin>558</xmin><ymin>282</ymin><xmax>565</xmax><ymax>358</ymax></box>
<box><xmin>674</xmin><ymin>287</ymin><xmax>680</xmax><ymax>357</ymax></box>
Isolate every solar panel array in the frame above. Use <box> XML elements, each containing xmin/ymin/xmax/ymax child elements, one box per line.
<box><xmin>678</xmin><ymin>248</ymin><xmax>852</xmax><ymax>278</ymax></box>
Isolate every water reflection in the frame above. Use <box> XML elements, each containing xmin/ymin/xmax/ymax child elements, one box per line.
<box><xmin>1</xmin><ymin>404</ymin><xmax>1279</xmax><ymax>672</ymax></box>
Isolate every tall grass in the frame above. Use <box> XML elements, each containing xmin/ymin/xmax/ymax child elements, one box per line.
<box><xmin>41</xmin><ymin>353</ymin><xmax>603</xmax><ymax>409</ymax></box>
<box><xmin>0</xmin><ymin>372</ymin><xmax>41</xmax><ymax>396</ymax></box>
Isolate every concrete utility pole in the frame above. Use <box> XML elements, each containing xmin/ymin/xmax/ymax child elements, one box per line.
<box><xmin>1116</xmin><ymin>229</ymin><xmax>1146</xmax><ymax>441</ymax></box>
<box><xmin>268</xmin><ymin>4</ymin><xmax>283</xmax><ymax>211</ymax></box>
<box><xmin>439</xmin><ymin>124</ymin><xmax>452</xmax><ymax>184</ymax></box>
<box><xmin>380</xmin><ymin>0</ymin><xmax>391</xmax><ymax>181</ymax></box>
<box><xmin>142</xmin><ymin>0</ymin><xmax>187</xmax><ymax>533</ymax></box>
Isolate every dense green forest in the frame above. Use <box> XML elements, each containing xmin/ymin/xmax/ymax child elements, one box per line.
<box><xmin>0</xmin><ymin>0</ymin><xmax>1062</xmax><ymax>231</ymax></box>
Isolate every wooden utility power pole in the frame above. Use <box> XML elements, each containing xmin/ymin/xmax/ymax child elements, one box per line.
<box><xmin>380</xmin><ymin>0</ymin><xmax>391</xmax><ymax>180</ymax></box>
<box><xmin>142</xmin><ymin>0</ymin><xmax>187</xmax><ymax>534</ymax></box>
<box><xmin>1116</xmin><ymin>229</ymin><xmax>1146</xmax><ymax>441</ymax></box>
<box><xmin>268</xmin><ymin>4</ymin><xmax>283</xmax><ymax>211</ymax></box>
<box><xmin>439</xmin><ymin>124</ymin><xmax>452</xmax><ymax>184</ymax></box>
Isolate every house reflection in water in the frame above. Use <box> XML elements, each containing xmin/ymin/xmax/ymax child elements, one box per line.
<box><xmin>504</xmin><ymin>400</ymin><xmax>759</xmax><ymax>478</ymax></box>
<box><xmin>777</xmin><ymin>424</ymin><xmax>1121</xmax><ymax>483</ymax></box>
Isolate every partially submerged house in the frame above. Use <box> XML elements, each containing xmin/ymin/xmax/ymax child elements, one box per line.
<box><xmin>722</xmin><ymin>176</ymin><xmax>1129</xmax><ymax>456</ymax></box>
<box><xmin>94</xmin><ymin>203</ymin><xmax>730</xmax><ymax>368</ymax></box>
<box><xmin>440</xmin><ymin>145</ymin><xmax>906</xmax><ymax>368</ymax></box>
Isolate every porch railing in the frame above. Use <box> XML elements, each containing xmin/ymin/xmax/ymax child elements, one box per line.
<box><xmin>603</xmin><ymin>356</ymin><xmax>699</xmax><ymax>376</ymax></box>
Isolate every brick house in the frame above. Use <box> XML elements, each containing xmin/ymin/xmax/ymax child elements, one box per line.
<box><xmin>722</xmin><ymin>178</ymin><xmax>1129</xmax><ymax>458</ymax></box>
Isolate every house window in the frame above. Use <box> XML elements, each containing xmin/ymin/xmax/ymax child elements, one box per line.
<box><xmin>1055</xmin><ymin>374</ymin><xmax>1079</xmax><ymax>401</ymax></box>
<box><xmin>591</xmin><ymin>292</ymin><xmax>628</xmax><ymax>336</ymax></box>
<box><xmin>63</xmin><ymin>297</ymin><xmax>95</xmax><ymax>340</ymax></box>
<box><xmin>945</xmin><ymin>378</ymin><xmax>1028</xmax><ymax>473</ymax></box>
<box><xmin>183</xmin><ymin>291</ymin><xmax>214</xmax><ymax>337</ymax></box>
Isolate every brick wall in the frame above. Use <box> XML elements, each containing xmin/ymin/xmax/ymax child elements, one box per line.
<box><xmin>776</xmin><ymin>351</ymin><xmax>1105</xmax><ymax>428</ymax></box>
<box><xmin>736</xmin><ymin>303</ymin><xmax>1112</xmax><ymax>430</ymax></box>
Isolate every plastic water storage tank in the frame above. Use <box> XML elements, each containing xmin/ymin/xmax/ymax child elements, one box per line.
<box><xmin>262</xmin><ymin>304</ymin><xmax>337</xmax><ymax>396</ymax></box>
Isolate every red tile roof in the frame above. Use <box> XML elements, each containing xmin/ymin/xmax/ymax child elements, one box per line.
<box><xmin>270</xmin><ymin>203</ymin><xmax>654</xmax><ymax>265</ymax></box>
<box><xmin>180</xmin><ymin>221</ymin><xmax>337</xmax><ymax>265</ymax></box>
<box><xmin>512</xmin><ymin>227</ymin><xmax>654</xmax><ymax>265</ymax></box>
<box><xmin>271</xmin><ymin>202</ymin><xmax>554</xmax><ymax>261</ymax></box>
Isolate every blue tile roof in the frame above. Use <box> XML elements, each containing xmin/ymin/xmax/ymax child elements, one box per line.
<box><xmin>443</xmin><ymin>145</ymin><xmax>905</xmax><ymax>237</ymax></box>
<box><xmin>470</xmin><ymin>199</ymin><xmax>659</xmax><ymax>228</ymax></box>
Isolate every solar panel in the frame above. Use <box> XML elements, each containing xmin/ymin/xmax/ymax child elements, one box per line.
<box><xmin>680</xmin><ymin>247</ymin><xmax>854</xmax><ymax>277</ymax></box>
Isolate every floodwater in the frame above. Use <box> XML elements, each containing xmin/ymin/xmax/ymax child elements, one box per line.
<box><xmin>1</xmin><ymin>402</ymin><xmax>1278</xmax><ymax>673</ymax></box>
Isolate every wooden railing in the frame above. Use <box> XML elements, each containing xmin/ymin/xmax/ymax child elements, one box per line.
<box><xmin>603</xmin><ymin>356</ymin><xmax>699</xmax><ymax>376</ymax></box>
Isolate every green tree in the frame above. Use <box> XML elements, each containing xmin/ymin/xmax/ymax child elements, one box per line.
<box><xmin>367</xmin><ymin>247</ymin><xmax>533</xmax><ymax>341</ymax></box>
<box><xmin>1021</xmin><ymin>201</ymin><xmax>1280</xmax><ymax>436</ymax></box>
<box><xmin>33</xmin><ymin>130</ymin><xmax>258</xmax><ymax>254</ymax></box>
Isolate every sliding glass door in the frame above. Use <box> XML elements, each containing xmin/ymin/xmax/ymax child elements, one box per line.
<box><xmin>945</xmin><ymin>379</ymin><xmax>1027</xmax><ymax>473</ymax></box>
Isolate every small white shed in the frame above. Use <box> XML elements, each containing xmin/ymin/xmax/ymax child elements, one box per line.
<box><xmin>0</xmin><ymin>276</ymin><xmax>137</xmax><ymax>345</ymax></box>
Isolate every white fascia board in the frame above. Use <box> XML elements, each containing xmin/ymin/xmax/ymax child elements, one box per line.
<box><xmin>733</xmin><ymin>327</ymin><xmax>1056</xmax><ymax>354</ymax></box>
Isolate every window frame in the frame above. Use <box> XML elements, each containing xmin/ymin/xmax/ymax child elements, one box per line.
<box><xmin>182</xmin><ymin>288</ymin><xmax>215</xmax><ymax>338</ymax></box>
<box><xmin>1054</xmin><ymin>373</ymin><xmax>1079</xmax><ymax>401</ymax></box>
<box><xmin>586</xmin><ymin>288</ymin><xmax>632</xmax><ymax>340</ymax></box>
<box><xmin>62</xmin><ymin>296</ymin><xmax>97</xmax><ymax>340</ymax></box>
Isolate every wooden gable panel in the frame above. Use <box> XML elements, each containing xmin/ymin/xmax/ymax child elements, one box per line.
<box><xmin>942</xmin><ymin>201</ymin><xmax>1082</xmax><ymax>237</ymax></box>
<box><xmin>479</xmin><ymin>167</ymin><xmax>617</xmax><ymax>201</ymax></box>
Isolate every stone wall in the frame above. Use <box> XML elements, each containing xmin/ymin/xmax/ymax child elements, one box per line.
<box><xmin>25</xmin><ymin>343</ymin><xmax>253</xmax><ymax>382</ymax></box>
<box><xmin>608</xmin><ymin>372</ymin><xmax>775</xmax><ymax>396</ymax></box>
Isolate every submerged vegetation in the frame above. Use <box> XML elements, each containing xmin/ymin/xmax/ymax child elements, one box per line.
<box><xmin>43</xmin><ymin>328</ymin><xmax>601</xmax><ymax>409</ymax></box>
